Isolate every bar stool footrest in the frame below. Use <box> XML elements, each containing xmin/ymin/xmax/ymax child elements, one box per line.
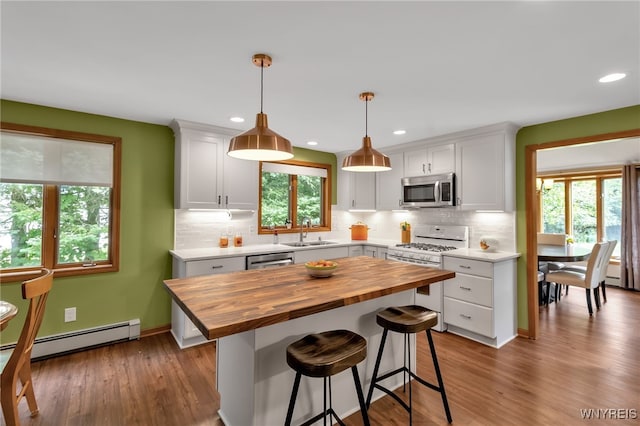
<box><xmin>300</xmin><ymin>408</ymin><xmax>346</xmax><ymax>426</ymax></box>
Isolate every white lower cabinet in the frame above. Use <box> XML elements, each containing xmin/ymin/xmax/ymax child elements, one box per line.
<box><xmin>442</xmin><ymin>254</ymin><xmax>517</xmax><ymax>348</ymax></box>
<box><xmin>171</xmin><ymin>256</ymin><xmax>246</xmax><ymax>348</ymax></box>
<box><xmin>294</xmin><ymin>246</ymin><xmax>349</xmax><ymax>264</ymax></box>
<box><xmin>348</xmin><ymin>245</ymin><xmax>364</xmax><ymax>257</ymax></box>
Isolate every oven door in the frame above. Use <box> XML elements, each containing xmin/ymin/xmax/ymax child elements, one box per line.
<box><xmin>386</xmin><ymin>253</ymin><xmax>447</xmax><ymax>332</ymax></box>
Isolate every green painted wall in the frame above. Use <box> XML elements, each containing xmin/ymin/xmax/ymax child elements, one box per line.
<box><xmin>0</xmin><ymin>100</ymin><xmax>338</xmax><ymax>344</ymax></box>
<box><xmin>291</xmin><ymin>146</ymin><xmax>338</xmax><ymax>205</ymax></box>
<box><xmin>0</xmin><ymin>100</ymin><xmax>175</xmax><ymax>343</ymax></box>
<box><xmin>515</xmin><ymin>105</ymin><xmax>640</xmax><ymax>330</ymax></box>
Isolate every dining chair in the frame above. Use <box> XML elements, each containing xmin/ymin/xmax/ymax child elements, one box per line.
<box><xmin>537</xmin><ymin>233</ymin><xmax>569</xmax><ymax>303</ymax></box>
<box><xmin>564</xmin><ymin>240</ymin><xmax>617</xmax><ymax>303</ymax></box>
<box><xmin>1</xmin><ymin>269</ymin><xmax>53</xmax><ymax>426</ymax></box>
<box><xmin>545</xmin><ymin>242</ymin><xmax>609</xmax><ymax>315</ymax></box>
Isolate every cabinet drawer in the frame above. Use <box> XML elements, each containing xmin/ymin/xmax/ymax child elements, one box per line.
<box><xmin>443</xmin><ymin>257</ymin><xmax>493</xmax><ymax>278</ymax></box>
<box><xmin>185</xmin><ymin>256</ymin><xmax>246</xmax><ymax>277</ymax></box>
<box><xmin>444</xmin><ymin>275</ymin><xmax>493</xmax><ymax>307</ymax></box>
<box><xmin>444</xmin><ymin>297</ymin><xmax>494</xmax><ymax>338</ymax></box>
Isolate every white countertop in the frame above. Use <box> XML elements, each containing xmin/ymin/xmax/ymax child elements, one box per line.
<box><xmin>170</xmin><ymin>239</ymin><xmax>396</xmax><ymax>261</ymax></box>
<box><xmin>443</xmin><ymin>248</ymin><xmax>521</xmax><ymax>262</ymax></box>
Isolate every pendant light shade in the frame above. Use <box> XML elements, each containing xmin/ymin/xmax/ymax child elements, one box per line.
<box><xmin>342</xmin><ymin>92</ymin><xmax>391</xmax><ymax>172</ymax></box>
<box><xmin>227</xmin><ymin>54</ymin><xmax>293</xmax><ymax>161</ymax></box>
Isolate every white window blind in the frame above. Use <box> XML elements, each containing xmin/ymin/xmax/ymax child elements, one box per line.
<box><xmin>262</xmin><ymin>162</ymin><xmax>328</xmax><ymax>178</ymax></box>
<box><xmin>0</xmin><ymin>132</ymin><xmax>114</xmax><ymax>186</ymax></box>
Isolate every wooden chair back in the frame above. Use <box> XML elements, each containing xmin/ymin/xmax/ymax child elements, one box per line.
<box><xmin>537</xmin><ymin>233</ymin><xmax>567</xmax><ymax>245</ymax></box>
<box><xmin>1</xmin><ymin>269</ymin><xmax>53</xmax><ymax>426</ymax></box>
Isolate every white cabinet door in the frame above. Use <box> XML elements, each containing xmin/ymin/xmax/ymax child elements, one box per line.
<box><xmin>376</xmin><ymin>152</ymin><xmax>404</xmax><ymax>210</ymax></box>
<box><xmin>338</xmin><ymin>155</ymin><xmax>376</xmax><ymax>210</ymax></box>
<box><xmin>172</xmin><ymin>119</ymin><xmax>258</xmax><ymax>210</ymax></box>
<box><xmin>294</xmin><ymin>246</ymin><xmax>350</xmax><ymax>264</ymax></box>
<box><xmin>456</xmin><ymin>132</ymin><xmax>512</xmax><ymax>211</ymax></box>
<box><xmin>349</xmin><ymin>245</ymin><xmax>364</xmax><ymax>257</ymax></box>
<box><xmin>404</xmin><ymin>143</ymin><xmax>454</xmax><ymax>177</ymax></box>
<box><xmin>350</xmin><ymin>172</ymin><xmax>376</xmax><ymax>210</ymax></box>
<box><xmin>404</xmin><ymin>148</ymin><xmax>429</xmax><ymax>177</ymax></box>
<box><xmin>174</xmin><ymin>127</ymin><xmax>224</xmax><ymax>209</ymax></box>
<box><xmin>427</xmin><ymin>143</ymin><xmax>455</xmax><ymax>175</ymax></box>
<box><xmin>222</xmin><ymin>140</ymin><xmax>258</xmax><ymax>210</ymax></box>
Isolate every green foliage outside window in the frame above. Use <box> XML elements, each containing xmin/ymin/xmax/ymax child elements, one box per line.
<box><xmin>261</xmin><ymin>172</ymin><xmax>322</xmax><ymax>228</ymax></box>
<box><xmin>541</xmin><ymin>177</ymin><xmax>621</xmax><ymax>246</ymax></box>
<box><xmin>0</xmin><ymin>183</ymin><xmax>111</xmax><ymax>268</ymax></box>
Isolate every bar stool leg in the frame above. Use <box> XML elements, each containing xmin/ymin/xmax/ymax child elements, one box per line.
<box><xmin>285</xmin><ymin>372</ymin><xmax>302</xmax><ymax>426</ymax></box>
<box><xmin>407</xmin><ymin>333</ymin><xmax>413</xmax><ymax>425</ymax></box>
<box><xmin>365</xmin><ymin>328</ymin><xmax>388</xmax><ymax>408</ymax></box>
<box><xmin>426</xmin><ymin>329</ymin><xmax>452</xmax><ymax>423</ymax></box>
<box><xmin>351</xmin><ymin>366</ymin><xmax>371</xmax><ymax>426</ymax></box>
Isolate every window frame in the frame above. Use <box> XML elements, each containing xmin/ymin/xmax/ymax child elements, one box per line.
<box><xmin>257</xmin><ymin>159</ymin><xmax>332</xmax><ymax>235</ymax></box>
<box><xmin>537</xmin><ymin>167</ymin><xmax>621</xmax><ymax>262</ymax></box>
<box><xmin>0</xmin><ymin>122</ymin><xmax>121</xmax><ymax>281</ymax></box>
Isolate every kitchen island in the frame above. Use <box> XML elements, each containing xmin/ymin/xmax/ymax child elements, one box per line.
<box><xmin>163</xmin><ymin>256</ymin><xmax>455</xmax><ymax>425</ymax></box>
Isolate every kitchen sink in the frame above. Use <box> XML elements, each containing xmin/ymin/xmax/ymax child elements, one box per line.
<box><xmin>281</xmin><ymin>241</ymin><xmax>337</xmax><ymax>247</ymax></box>
<box><xmin>308</xmin><ymin>240</ymin><xmax>338</xmax><ymax>246</ymax></box>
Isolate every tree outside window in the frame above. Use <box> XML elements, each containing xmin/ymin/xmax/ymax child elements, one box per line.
<box><xmin>0</xmin><ymin>123</ymin><xmax>120</xmax><ymax>279</ymax></box>
<box><xmin>259</xmin><ymin>161</ymin><xmax>331</xmax><ymax>232</ymax></box>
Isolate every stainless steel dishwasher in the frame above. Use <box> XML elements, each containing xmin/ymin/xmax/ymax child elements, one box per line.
<box><xmin>246</xmin><ymin>252</ymin><xmax>295</xmax><ymax>269</ymax></box>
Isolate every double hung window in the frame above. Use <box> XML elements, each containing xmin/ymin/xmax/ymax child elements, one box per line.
<box><xmin>0</xmin><ymin>123</ymin><xmax>121</xmax><ymax>278</ymax></box>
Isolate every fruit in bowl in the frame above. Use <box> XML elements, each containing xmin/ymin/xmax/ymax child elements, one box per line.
<box><xmin>305</xmin><ymin>260</ymin><xmax>338</xmax><ymax>278</ymax></box>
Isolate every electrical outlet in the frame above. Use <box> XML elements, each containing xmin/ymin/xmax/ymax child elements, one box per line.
<box><xmin>64</xmin><ymin>307</ymin><xmax>76</xmax><ymax>322</ymax></box>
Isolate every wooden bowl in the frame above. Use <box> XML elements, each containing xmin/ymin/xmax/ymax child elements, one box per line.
<box><xmin>305</xmin><ymin>260</ymin><xmax>338</xmax><ymax>278</ymax></box>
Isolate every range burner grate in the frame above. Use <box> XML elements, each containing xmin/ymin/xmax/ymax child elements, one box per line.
<box><xmin>395</xmin><ymin>243</ymin><xmax>458</xmax><ymax>252</ymax></box>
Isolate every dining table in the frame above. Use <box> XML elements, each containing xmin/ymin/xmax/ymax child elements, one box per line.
<box><xmin>537</xmin><ymin>243</ymin><xmax>593</xmax><ymax>262</ymax></box>
<box><xmin>0</xmin><ymin>300</ymin><xmax>18</xmax><ymax>331</ymax></box>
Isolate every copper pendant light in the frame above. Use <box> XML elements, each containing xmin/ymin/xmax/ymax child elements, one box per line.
<box><xmin>342</xmin><ymin>92</ymin><xmax>391</xmax><ymax>172</ymax></box>
<box><xmin>227</xmin><ymin>54</ymin><xmax>294</xmax><ymax>161</ymax></box>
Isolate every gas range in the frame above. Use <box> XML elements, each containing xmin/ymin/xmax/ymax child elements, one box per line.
<box><xmin>387</xmin><ymin>225</ymin><xmax>469</xmax><ymax>266</ymax></box>
<box><xmin>386</xmin><ymin>224</ymin><xmax>469</xmax><ymax>333</ymax></box>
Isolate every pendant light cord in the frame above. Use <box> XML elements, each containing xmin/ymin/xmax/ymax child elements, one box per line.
<box><xmin>260</xmin><ymin>59</ymin><xmax>264</xmax><ymax>114</ymax></box>
<box><xmin>365</xmin><ymin>97</ymin><xmax>368</xmax><ymax>137</ymax></box>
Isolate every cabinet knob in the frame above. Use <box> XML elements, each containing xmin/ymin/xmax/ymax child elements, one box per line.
<box><xmin>460</xmin><ymin>286</ymin><xmax>472</xmax><ymax>291</ymax></box>
<box><xmin>211</xmin><ymin>265</ymin><xmax>224</xmax><ymax>269</ymax></box>
<box><xmin>460</xmin><ymin>265</ymin><xmax>471</xmax><ymax>269</ymax></box>
<box><xmin>460</xmin><ymin>314</ymin><xmax>472</xmax><ymax>320</ymax></box>
<box><xmin>218</xmin><ymin>195</ymin><xmax>222</xmax><ymax>205</ymax></box>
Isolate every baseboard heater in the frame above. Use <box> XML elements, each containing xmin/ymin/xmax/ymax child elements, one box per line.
<box><xmin>1</xmin><ymin>319</ymin><xmax>140</xmax><ymax>361</ymax></box>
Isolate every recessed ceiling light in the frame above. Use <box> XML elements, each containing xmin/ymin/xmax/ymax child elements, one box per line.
<box><xmin>230</xmin><ymin>116</ymin><xmax>245</xmax><ymax>123</ymax></box>
<box><xmin>393</xmin><ymin>130</ymin><xmax>406</xmax><ymax>135</ymax></box>
<box><xmin>307</xmin><ymin>141</ymin><xmax>318</xmax><ymax>146</ymax></box>
<box><xmin>599</xmin><ymin>73</ymin><xmax>626</xmax><ymax>83</ymax></box>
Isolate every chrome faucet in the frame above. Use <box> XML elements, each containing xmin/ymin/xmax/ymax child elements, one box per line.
<box><xmin>299</xmin><ymin>217</ymin><xmax>310</xmax><ymax>242</ymax></box>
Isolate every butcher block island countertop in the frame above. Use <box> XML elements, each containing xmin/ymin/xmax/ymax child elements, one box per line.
<box><xmin>163</xmin><ymin>256</ymin><xmax>455</xmax><ymax>340</ymax></box>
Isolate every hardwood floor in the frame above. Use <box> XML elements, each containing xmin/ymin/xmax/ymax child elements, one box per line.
<box><xmin>3</xmin><ymin>287</ymin><xmax>638</xmax><ymax>426</ymax></box>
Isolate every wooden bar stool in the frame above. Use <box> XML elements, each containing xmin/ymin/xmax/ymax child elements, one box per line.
<box><xmin>285</xmin><ymin>329</ymin><xmax>370</xmax><ymax>426</ymax></box>
<box><xmin>365</xmin><ymin>305</ymin><xmax>452</xmax><ymax>424</ymax></box>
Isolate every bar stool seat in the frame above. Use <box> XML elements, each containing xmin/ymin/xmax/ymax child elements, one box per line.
<box><xmin>366</xmin><ymin>305</ymin><xmax>452</xmax><ymax>424</ymax></box>
<box><xmin>285</xmin><ymin>329</ymin><xmax>370</xmax><ymax>426</ymax></box>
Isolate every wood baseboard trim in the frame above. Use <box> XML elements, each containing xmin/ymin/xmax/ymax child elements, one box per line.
<box><xmin>140</xmin><ymin>324</ymin><xmax>171</xmax><ymax>338</ymax></box>
<box><xmin>517</xmin><ymin>328</ymin><xmax>532</xmax><ymax>339</ymax></box>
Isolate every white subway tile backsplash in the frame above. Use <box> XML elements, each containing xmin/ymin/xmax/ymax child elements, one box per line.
<box><xmin>174</xmin><ymin>208</ymin><xmax>517</xmax><ymax>252</ymax></box>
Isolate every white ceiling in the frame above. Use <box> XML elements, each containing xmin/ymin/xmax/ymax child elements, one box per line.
<box><xmin>2</xmin><ymin>1</ymin><xmax>638</xmax><ymax>154</ymax></box>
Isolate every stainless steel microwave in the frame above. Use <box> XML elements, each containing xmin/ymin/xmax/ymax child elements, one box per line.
<box><xmin>400</xmin><ymin>172</ymin><xmax>455</xmax><ymax>208</ymax></box>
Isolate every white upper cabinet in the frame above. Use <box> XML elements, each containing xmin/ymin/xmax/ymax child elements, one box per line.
<box><xmin>171</xmin><ymin>119</ymin><xmax>258</xmax><ymax>210</ymax></box>
<box><xmin>376</xmin><ymin>152</ymin><xmax>404</xmax><ymax>210</ymax></box>
<box><xmin>455</xmin><ymin>125</ymin><xmax>516</xmax><ymax>211</ymax></box>
<box><xmin>404</xmin><ymin>143</ymin><xmax>455</xmax><ymax>177</ymax></box>
<box><xmin>337</xmin><ymin>154</ymin><xmax>376</xmax><ymax>210</ymax></box>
